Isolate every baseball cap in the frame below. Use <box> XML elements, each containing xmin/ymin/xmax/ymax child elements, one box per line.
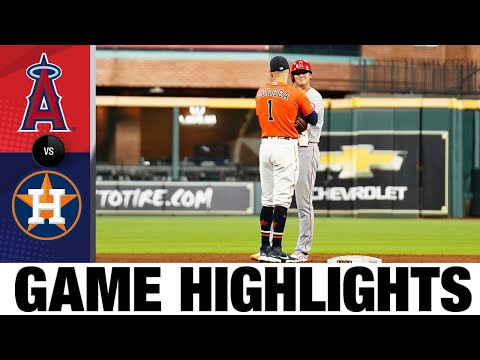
<box><xmin>270</xmin><ymin>56</ymin><xmax>290</xmax><ymax>72</ymax></box>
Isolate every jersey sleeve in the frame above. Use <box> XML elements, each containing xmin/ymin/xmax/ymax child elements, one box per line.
<box><xmin>297</xmin><ymin>90</ymin><xmax>314</xmax><ymax>116</ymax></box>
<box><xmin>309</xmin><ymin>91</ymin><xmax>324</xmax><ymax>125</ymax></box>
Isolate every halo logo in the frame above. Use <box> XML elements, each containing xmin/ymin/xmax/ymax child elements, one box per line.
<box><xmin>12</xmin><ymin>170</ymin><xmax>82</xmax><ymax>240</ymax></box>
<box><xmin>18</xmin><ymin>53</ymin><xmax>70</xmax><ymax>132</ymax></box>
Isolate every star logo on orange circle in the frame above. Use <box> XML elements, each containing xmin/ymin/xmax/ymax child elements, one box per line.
<box><xmin>12</xmin><ymin>170</ymin><xmax>82</xmax><ymax>240</ymax></box>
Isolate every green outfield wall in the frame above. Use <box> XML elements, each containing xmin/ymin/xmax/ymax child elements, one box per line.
<box><xmin>321</xmin><ymin>98</ymin><xmax>480</xmax><ymax>218</ymax></box>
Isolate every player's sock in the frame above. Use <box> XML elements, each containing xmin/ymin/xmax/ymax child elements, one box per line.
<box><xmin>271</xmin><ymin>205</ymin><xmax>288</xmax><ymax>248</ymax></box>
<box><xmin>260</xmin><ymin>206</ymin><xmax>274</xmax><ymax>247</ymax></box>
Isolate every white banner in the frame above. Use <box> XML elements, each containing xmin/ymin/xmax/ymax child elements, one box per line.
<box><xmin>0</xmin><ymin>263</ymin><xmax>478</xmax><ymax>315</ymax></box>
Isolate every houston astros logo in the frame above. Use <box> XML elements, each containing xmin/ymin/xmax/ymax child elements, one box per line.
<box><xmin>12</xmin><ymin>170</ymin><xmax>82</xmax><ymax>240</ymax></box>
<box><xmin>319</xmin><ymin>145</ymin><xmax>406</xmax><ymax>179</ymax></box>
<box><xmin>18</xmin><ymin>53</ymin><xmax>70</xmax><ymax>132</ymax></box>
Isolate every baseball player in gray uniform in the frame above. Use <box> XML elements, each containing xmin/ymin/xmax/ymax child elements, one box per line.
<box><xmin>289</xmin><ymin>59</ymin><xmax>324</xmax><ymax>262</ymax></box>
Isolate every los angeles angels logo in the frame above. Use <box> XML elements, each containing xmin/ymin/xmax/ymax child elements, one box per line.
<box><xmin>18</xmin><ymin>53</ymin><xmax>70</xmax><ymax>132</ymax></box>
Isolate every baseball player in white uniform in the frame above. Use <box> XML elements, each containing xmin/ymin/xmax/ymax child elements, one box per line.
<box><xmin>250</xmin><ymin>58</ymin><xmax>323</xmax><ymax>262</ymax></box>
<box><xmin>289</xmin><ymin>59</ymin><xmax>324</xmax><ymax>262</ymax></box>
<box><xmin>254</xmin><ymin>56</ymin><xmax>318</xmax><ymax>263</ymax></box>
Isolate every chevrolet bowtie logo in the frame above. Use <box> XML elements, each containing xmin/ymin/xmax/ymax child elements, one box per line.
<box><xmin>319</xmin><ymin>144</ymin><xmax>407</xmax><ymax>179</ymax></box>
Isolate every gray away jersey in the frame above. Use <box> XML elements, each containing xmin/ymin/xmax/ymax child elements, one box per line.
<box><xmin>305</xmin><ymin>88</ymin><xmax>324</xmax><ymax>143</ymax></box>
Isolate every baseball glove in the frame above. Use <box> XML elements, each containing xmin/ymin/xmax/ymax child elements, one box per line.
<box><xmin>294</xmin><ymin>113</ymin><xmax>308</xmax><ymax>133</ymax></box>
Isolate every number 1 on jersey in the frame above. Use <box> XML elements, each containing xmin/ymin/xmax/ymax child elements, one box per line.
<box><xmin>267</xmin><ymin>99</ymin><xmax>274</xmax><ymax>121</ymax></box>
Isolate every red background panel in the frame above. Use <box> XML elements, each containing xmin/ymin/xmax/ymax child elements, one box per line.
<box><xmin>0</xmin><ymin>45</ymin><xmax>91</xmax><ymax>153</ymax></box>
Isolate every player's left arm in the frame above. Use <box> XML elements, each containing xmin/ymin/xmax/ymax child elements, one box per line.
<box><xmin>302</xmin><ymin>110</ymin><xmax>318</xmax><ymax>125</ymax></box>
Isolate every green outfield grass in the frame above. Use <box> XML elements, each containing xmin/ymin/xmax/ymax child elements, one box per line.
<box><xmin>96</xmin><ymin>215</ymin><xmax>480</xmax><ymax>255</ymax></box>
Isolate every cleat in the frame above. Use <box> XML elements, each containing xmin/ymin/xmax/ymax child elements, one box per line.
<box><xmin>290</xmin><ymin>251</ymin><xmax>309</xmax><ymax>263</ymax></box>
<box><xmin>257</xmin><ymin>245</ymin><xmax>272</xmax><ymax>263</ymax></box>
<box><xmin>259</xmin><ymin>247</ymin><xmax>299</xmax><ymax>263</ymax></box>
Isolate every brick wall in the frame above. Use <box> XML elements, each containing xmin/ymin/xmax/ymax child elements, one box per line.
<box><xmin>97</xmin><ymin>58</ymin><xmax>271</xmax><ymax>89</ymax></box>
<box><xmin>96</xmin><ymin>58</ymin><xmax>353</xmax><ymax>92</ymax></box>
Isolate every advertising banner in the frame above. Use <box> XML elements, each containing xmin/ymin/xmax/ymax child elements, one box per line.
<box><xmin>292</xmin><ymin>131</ymin><xmax>448</xmax><ymax>216</ymax></box>
<box><xmin>96</xmin><ymin>181</ymin><xmax>254</xmax><ymax>215</ymax></box>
